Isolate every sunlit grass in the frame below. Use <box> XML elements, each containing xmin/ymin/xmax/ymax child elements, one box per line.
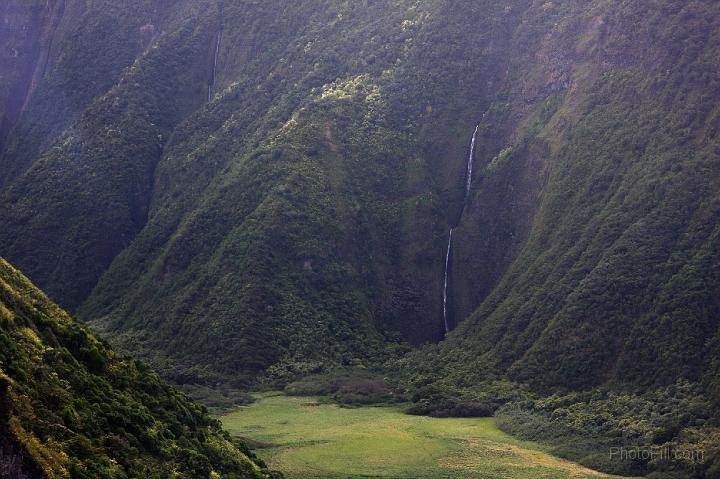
<box><xmin>221</xmin><ymin>393</ymin><xmax>629</xmax><ymax>479</ymax></box>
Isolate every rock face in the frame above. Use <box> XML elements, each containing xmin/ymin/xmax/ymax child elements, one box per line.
<box><xmin>0</xmin><ymin>436</ymin><xmax>41</xmax><ymax>479</ymax></box>
<box><xmin>0</xmin><ymin>374</ymin><xmax>40</xmax><ymax>479</ymax></box>
<box><xmin>0</xmin><ymin>0</ymin><xmax>64</xmax><ymax>151</ymax></box>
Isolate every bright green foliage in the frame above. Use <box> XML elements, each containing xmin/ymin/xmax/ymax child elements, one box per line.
<box><xmin>0</xmin><ymin>257</ymin><xmax>273</xmax><ymax>479</ymax></box>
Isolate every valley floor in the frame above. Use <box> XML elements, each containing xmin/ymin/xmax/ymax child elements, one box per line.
<box><xmin>221</xmin><ymin>393</ymin><xmax>631</xmax><ymax>479</ymax></box>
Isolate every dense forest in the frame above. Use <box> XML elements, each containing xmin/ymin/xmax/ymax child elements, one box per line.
<box><xmin>0</xmin><ymin>258</ymin><xmax>275</xmax><ymax>478</ymax></box>
<box><xmin>1</xmin><ymin>0</ymin><xmax>719</xmax><ymax>478</ymax></box>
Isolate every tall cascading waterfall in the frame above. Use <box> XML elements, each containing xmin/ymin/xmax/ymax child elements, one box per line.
<box><xmin>208</xmin><ymin>31</ymin><xmax>222</xmax><ymax>101</ymax></box>
<box><xmin>442</xmin><ymin>228</ymin><xmax>454</xmax><ymax>334</ymax></box>
<box><xmin>442</xmin><ymin>124</ymin><xmax>480</xmax><ymax>335</ymax></box>
<box><xmin>464</xmin><ymin>124</ymin><xmax>480</xmax><ymax>201</ymax></box>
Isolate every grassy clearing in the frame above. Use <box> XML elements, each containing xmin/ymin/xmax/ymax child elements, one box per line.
<box><xmin>221</xmin><ymin>393</ymin><xmax>630</xmax><ymax>479</ymax></box>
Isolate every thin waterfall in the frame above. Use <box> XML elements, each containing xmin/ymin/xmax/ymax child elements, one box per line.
<box><xmin>442</xmin><ymin>228</ymin><xmax>454</xmax><ymax>335</ymax></box>
<box><xmin>464</xmin><ymin>124</ymin><xmax>480</xmax><ymax>200</ymax></box>
<box><xmin>208</xmin><ymin>31</ymin><xmax>222</xmax><ymax>101</ymax></box>
<box><xmin>442</xmin><ymin>124</ymin><xmax>480</xmax><ymax>336</ymax></box>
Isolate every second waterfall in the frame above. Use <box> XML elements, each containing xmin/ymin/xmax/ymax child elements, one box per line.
<box><xmin>208</xmin><ymin>30</ymin><xmax>222</xmax><ymax>101</ymax></box>
<box><xmin>442</xmin><ymin>124</ymin><xmax>480</xmax><ymax>336</ymax></box>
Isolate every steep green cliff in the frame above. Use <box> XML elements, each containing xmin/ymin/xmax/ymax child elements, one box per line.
<box><xmin>0</xmin><ymin>258</ymin><xmax>272</xmax><ymax>478</ymax></box>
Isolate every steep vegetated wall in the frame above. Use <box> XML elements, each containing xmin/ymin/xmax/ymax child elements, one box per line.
<box><xmin>0</xmin><ymin>0</ymin><xmax>64</xmax><ymax>153</ymax></box>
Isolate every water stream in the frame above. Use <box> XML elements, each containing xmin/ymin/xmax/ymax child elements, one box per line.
<box><xmin>442</xmin><ymin>228</ymin><xmax>454</xmax><ymax>334</ymax></box>
<box><xmin>442</xmin><ymin>124</ymin><xmax>480</xmax><ymax>335</ymax></box>
<box><xmin>208</xmin><ymin>31</ymin><xmax>222</xmax><ymax>101</ymax></box>
<box><xmin>464</xmin><ymin>124</ymin><xmax>480</xmax><ymax>200</ymax></box>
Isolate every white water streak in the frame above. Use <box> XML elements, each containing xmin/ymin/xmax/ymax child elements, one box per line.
<box><xmin>442</xmin><ymin>228</ymin><xmax>454</xmax><ymax>335</ymax></box>
<box><xmin>208</xmin><ymin>31</ymin><xmax>222</xmax><ymax>101</ymax></box>
<box><xmin>464</xmin><ymin>124</ymin><xmax>480</xmax><ymax>201</ymax></box>
<box><xmin>443</xmin><ymin>124</ymin><xmax>480</xmax><ymax>336</ymax></box>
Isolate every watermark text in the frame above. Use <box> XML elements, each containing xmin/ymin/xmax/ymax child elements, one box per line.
<box><xmin>610</xmin><ymin>446</ymin><xmax>704</xmax><ymax>464</ymax></box>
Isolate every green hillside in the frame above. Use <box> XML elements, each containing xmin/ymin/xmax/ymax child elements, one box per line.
<box><xmin>0</xmin><ymin>257</ymin><xmax>274</xmax><ymax>478</ymax></box>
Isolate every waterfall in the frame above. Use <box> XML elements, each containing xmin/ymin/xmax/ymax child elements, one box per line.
<box><xmin>442</xmin><ymin>124</ymin><xmax>480</xmax><ymax>336</ymax></box>
<box><xmin>208</xmin><ymin>31</ymin><xmax>222</xmax><ymax>101</ymax></box>
<box><xmin>464</xmin><ymin>124</ymin><xmax>480</xmax><ymax>200</ymax></box>
<box><xmin>442</xmin><ymin>228</ymin><xmax>454</xmax><ymax>335</ymax></box>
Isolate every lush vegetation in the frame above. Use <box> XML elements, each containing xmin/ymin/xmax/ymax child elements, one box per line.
<box><xmin>0</xmin><ymin>257</ymin><xmax>275</xmax><ymax>478</ymax></box>
<box><xmin>283</xmin><ymin>369</ymin><xmax>402</xmax><ymax>406</ymax></box>
<box><xmin>221</xmin><ymin>393</ymin><xmax>623</xmax><ymax>479</ymax></box>
<box><xmin>0</xmin><ymin>0</ymin><xmax>224</xmax><ymax>310</ymax></box>
<box><xmin>73</xmin><ymin>0</ymin><xmax>513</xmax><ymax>386</ymax></box>
<box><xmin>5</xmin><ymin>0</ymin><xmax>715</xmax><ymax>396</ymax></box>
<box><xmin>494</xmin><ymin>383</ymin><xmax>720</xmax><ymax>478</ymax></box>
<box><xmin>392</xmin><ymin>1</ymin><xmax>720</xmax><ymax>476</ymax></box>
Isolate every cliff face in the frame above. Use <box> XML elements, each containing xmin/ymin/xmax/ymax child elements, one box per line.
<box><xmin>0</xmin><ymin>0</ymin><xmax>64</xmax><ymax>151</ymax></box>
<box><xmin>0</xmin><ymin>433</ymin><xmax>41</xmax><ymax>479</ymax></box>
<box><xmin>0</xmin><ymin>0</ymin><xmax>219</xmax><ymax>310</ymax></box>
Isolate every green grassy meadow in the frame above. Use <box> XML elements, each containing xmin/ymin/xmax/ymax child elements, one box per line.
<box><xmin>221</xmin><ymin>393</ymin><xmax>628</xmax><ymax>479</ymax></box>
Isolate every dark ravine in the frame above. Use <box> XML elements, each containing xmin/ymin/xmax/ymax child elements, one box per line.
<box><xmin>24</xmin><ymin>0</ymin><xmax>66</xmax><ymax>113</ymax></box>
